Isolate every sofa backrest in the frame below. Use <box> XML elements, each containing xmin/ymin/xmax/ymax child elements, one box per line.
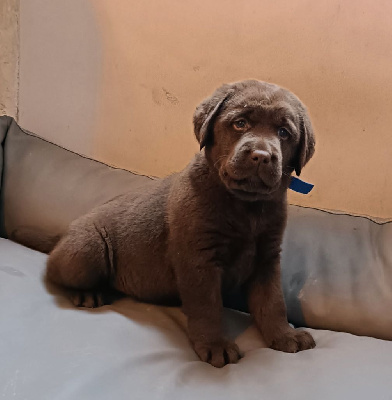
<box><xmin>0</xmin><ymin>116</ymin><xmax>13</xmax><ymax>234</ymax></box>
<box><xmin>0</xmin><ymin>116</ymin><xmax>152</xmax><ymax>240</ymax></box>
<box><xmin>0</xmin><ymin>117</ymin><xmax>12</xmax><ymax>199</ymax></box>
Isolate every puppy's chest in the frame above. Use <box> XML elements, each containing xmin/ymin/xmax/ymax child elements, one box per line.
<box><xmin>223</xmin><ymin>237</ymin><xmax>257</xmax><ymax>287</ymax></box>
<box><xmin>220</xmin><ymin>217</ymin><xmax>266</xmax><ymax>287</ymax></box>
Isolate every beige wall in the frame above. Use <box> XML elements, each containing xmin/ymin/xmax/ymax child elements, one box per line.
<box><xmin>0</xmin><ymin>0</ymin><xmax>19</xmax><ymax>119</ymax></box>
<box><xmin>19</xmin><ymin>0</ymin><xmax>101</xmax><ymax>155</ymax></box>
<box><xmin>19</xmin><ymin>0</ymin><xmax>392</xmax><ymax>218</ymax></box>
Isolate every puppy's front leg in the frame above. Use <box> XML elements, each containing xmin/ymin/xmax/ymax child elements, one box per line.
<box><xmin>248</xmin><ymin>255</ymin><xmax>316</xmax><ymax>353</ymax></box>
<box><xmin>177</xmin><ymin>264</ymin><xmax>241</xmax><ymax>368</ymax></box>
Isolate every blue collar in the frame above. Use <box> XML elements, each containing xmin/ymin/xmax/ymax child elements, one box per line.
<box><xmin>289</xmin><ymin>176</ymin><xmax>314</xmax><ymax>194</ymax></box>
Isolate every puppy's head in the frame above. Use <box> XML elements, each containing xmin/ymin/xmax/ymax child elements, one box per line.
<box><xmin>193</xmin><ymin>80</ymin><xmax>315</xmax><ymax>201</ymax></box>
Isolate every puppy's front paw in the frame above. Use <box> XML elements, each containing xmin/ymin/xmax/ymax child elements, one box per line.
<box><xmin>193</xmin><ymin>339</ymin><xmax>241</xmax><ymax>368</ymax></box>
<box><xmin>70</xmin><ymin>291</ymin><xmax>107</xmax><ymax>308</ymax></box>
<box><xmin>270</xmin><ymin>329</ymin><xmax>315</xmax><ymax>353</ymax></box>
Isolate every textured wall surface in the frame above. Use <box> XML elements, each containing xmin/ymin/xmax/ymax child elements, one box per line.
<box><xmin>0</xmin><ymin>0</ymin><xmax>19</xmax><ymax>119</ymax></box>
<box><xmin>18</xmin><ymin>0</ymin><xmax>392</xmax><ymax>218</ymax></box>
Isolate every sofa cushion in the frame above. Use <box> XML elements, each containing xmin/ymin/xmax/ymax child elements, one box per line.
<box><xmin>1</xmin><ymin>238</ymin><xmax>392</xmax><ymax>400</ymax></box>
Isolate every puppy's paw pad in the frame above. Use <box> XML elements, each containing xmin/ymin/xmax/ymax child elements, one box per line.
<box><xmin>194</xmin><ymin>339</ymin><xmax>242</xmax><ymax>368</ymax></box>
<box><xmin>270</xmin><ymin>329</ymin><xmax>316</xmax><ymax>353</ymax></box>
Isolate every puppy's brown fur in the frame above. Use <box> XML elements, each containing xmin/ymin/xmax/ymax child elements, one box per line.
<box><xmin>46</xmin><ymin>80</ymin><xmax>316</xmax><ymax>367</ymax></box>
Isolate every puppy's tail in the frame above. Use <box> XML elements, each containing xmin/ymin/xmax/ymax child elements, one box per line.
<box><xmin>10</xmin><ymin>227</ymin><xmax>62</xmax><ymax>254</ymax></box>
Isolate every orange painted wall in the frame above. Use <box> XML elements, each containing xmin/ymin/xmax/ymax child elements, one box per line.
<box><xmin>19</xmin><ymin>0</ymin><xmax>392</xmax><ymax>218</ymax></box>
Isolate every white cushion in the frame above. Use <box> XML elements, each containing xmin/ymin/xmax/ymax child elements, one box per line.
<box><xmin>1</xmin><ymin>238</ymin><xmax>392</xmax><ymax>399</ymax></box>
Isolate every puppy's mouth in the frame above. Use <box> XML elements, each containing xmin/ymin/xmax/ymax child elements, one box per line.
<box><xmin>220</xmin><ymin>169</ymin><xmax>280</xmax><ymax>200</ymax></box>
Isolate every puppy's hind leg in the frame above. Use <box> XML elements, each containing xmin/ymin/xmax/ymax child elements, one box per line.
<box><xmin>46</xmin><ymin>223</ymin><xmax>115</xmax><ymax>308</ymax></box>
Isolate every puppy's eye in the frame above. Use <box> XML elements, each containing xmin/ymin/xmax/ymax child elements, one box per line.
<box><xmin>278</xmin><ymin>127</ymin><xmax>290</xmax><ymax>140</ymax></box>
<box><xmin>233</xmin><ymin>119</ymin><xmax>248</xmax><ymax>130</ymax></box>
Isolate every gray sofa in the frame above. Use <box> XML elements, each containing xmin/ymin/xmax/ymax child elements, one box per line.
<box><xmin>1</xmin><ymin>116</ymin><xmax>392</xmax><ymax>399</ymax></box>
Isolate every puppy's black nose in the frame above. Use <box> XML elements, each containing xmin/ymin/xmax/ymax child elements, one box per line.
<box><xmin>250</xmin><ymin>150</ymin><xmax>271</xmax><ymax>165</ymax></box>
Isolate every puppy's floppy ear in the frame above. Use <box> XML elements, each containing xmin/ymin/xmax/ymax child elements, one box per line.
<box><xmin>295</xmin><ymin>107</ymin><xmax>315</xmax><ymax>176</ymax></box>
<box><xmin>193</xmin><ymin>85</ymin><xmax>233</xmax><ymax>150</ymax></box>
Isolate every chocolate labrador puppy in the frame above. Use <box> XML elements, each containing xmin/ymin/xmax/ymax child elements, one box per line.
<box><xmin>46</xmin><ymin>80</ymin><xmax>316</xmax><ymax>367</ymax></box>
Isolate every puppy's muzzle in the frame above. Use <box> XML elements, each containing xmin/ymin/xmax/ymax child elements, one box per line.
<box><xmin>220</xmin><ymin>139</ymin><xmax>283</xmax><ymax>200</ymax></box>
